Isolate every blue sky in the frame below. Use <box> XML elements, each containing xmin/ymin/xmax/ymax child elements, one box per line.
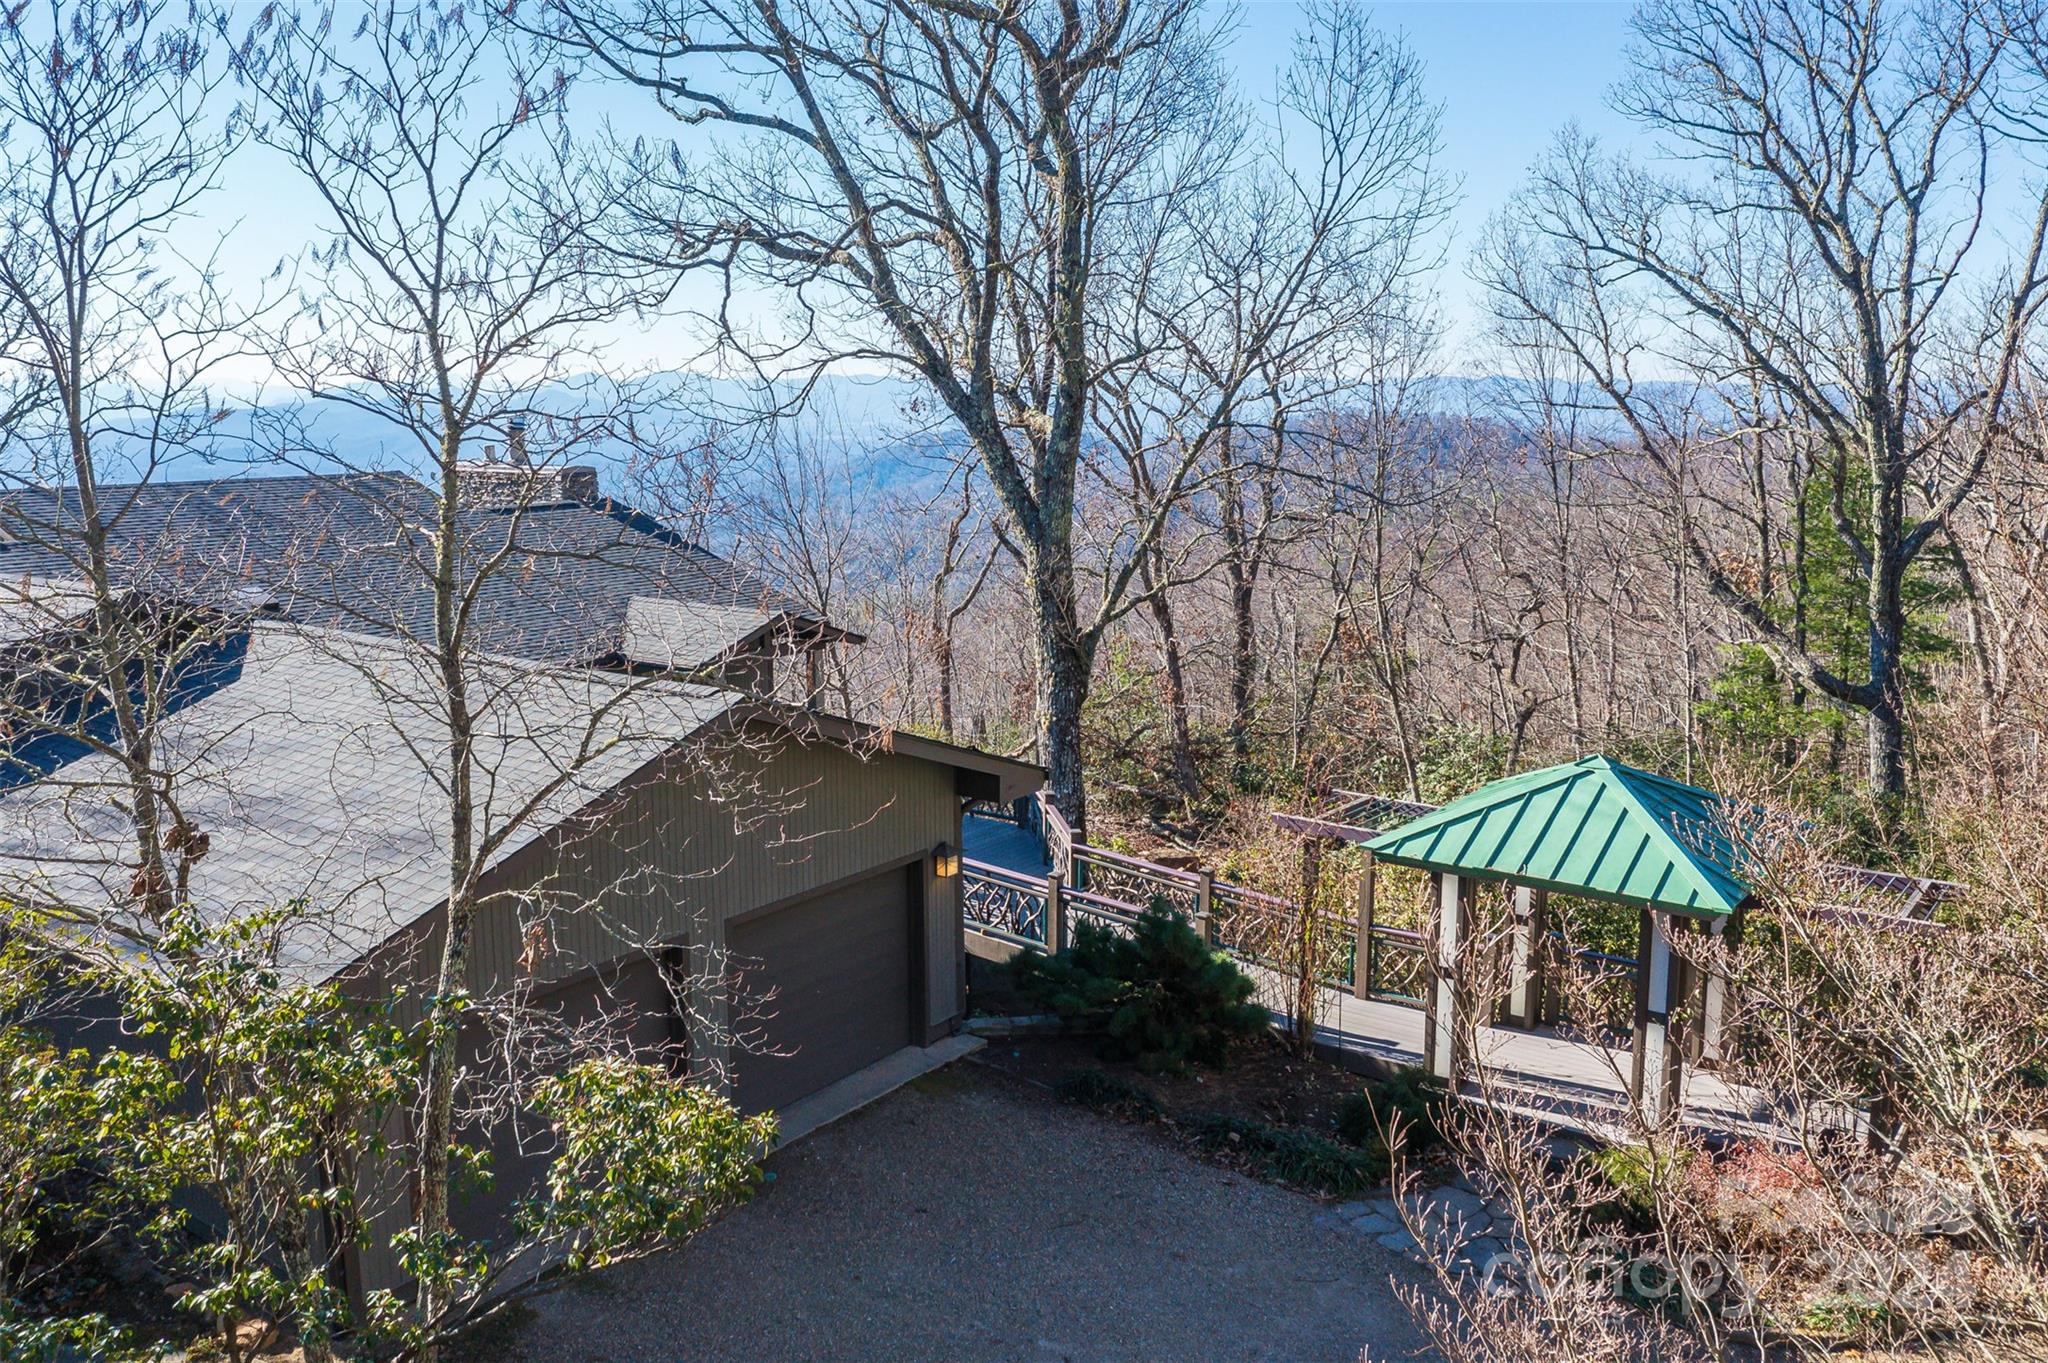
<box><xmin>1247</xmin><ymin>1</ymin><xmax>1641</xmax><ymax>358</ymax></box>
<box><xmin>196</xmin><ymin>2</ymin><xmax>1644</xmax><ymax>384</ymax></box>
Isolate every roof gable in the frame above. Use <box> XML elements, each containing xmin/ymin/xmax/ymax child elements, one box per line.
<box><xmin>1363</xmin><ymin>755</ymin><xmax>1750</xmax><ymax>915</ymax></box>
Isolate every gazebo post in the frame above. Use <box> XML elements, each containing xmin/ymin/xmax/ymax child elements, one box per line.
<box><xmin>1350</xmin><ymin>852</ymin><xmax>1376</xmax><ymax>1001</ymax></box>
<box><xmin>1424</xmin><ymin>871</ymin><xmax>1464</xmax><ymax>1081</ymax></box>
<box><xmin>1699</xmin><ymin>905</ymin><xmax>1740</xmax><ymax>1066</ymax></box>
<box><xmin>1507</xmin><ymin>884</ymin><xmax>1546</xmax><ymax>1029</ymax></box>
<box><xmin>1630</xmin><ymin>907</ymin><xmax>1684</xmax><ymax>1123</ymax></box>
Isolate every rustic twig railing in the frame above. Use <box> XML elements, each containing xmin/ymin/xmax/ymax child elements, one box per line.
<box><xmin>1028</xmin><ymin>790</ymin><xmax>1074</xmax><ymax>883</ymax></box>
<box><xmin>960</xmin><ymin>857</ymin><xmax>1051</xmax><ymax>948</ymax></box>
<box><xmin>963</xmin><ymin>802</ymin><xmax>1441</xmax><ymax>1005</ymax></box>
<box><xmin>963</xmin><ymin>803</ymin><xmax>1650</xmax><ymax>1031</ymax></box>
<box><xmin>1359</xmin><ymin>923</ymin><xmax>1427</xmax><ymax>1001</ymax></box>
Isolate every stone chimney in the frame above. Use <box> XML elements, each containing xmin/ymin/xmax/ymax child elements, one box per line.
<box><xmin>454</xmin><ymin>417</ymin><xmax>600</xmax><ymax>509</ymax></box>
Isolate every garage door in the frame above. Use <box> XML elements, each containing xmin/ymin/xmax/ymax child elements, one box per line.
<box><xmin>728</xmin><ymin>866</ymin><xmax>918</xmax><ymax>1113</ymax></box>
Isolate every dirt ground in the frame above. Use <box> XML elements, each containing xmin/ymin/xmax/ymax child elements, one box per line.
<box><xmin>976</xmin><ymin>1028</ymin><xmax>1385</xmax><ymax>1134</ymax></box>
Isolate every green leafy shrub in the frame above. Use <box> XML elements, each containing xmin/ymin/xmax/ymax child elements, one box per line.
<box><xmin>1004</xmin><ymin>901</ymin><xmax>1266</xmax><ymax>1073</ymax></box>
<box><xmin>1587</xmin><ymin>1143</ymin><xmax>1692</xmax><ymax>1230</ymax></box>
<box><xmin>515</xmin><ymin>1056</ymin><xmax>775</xmax><ymax>1273</ymax></box>
<box><xmin>1181</xmin><ymin>1112</ymin><xmax>1389</xmax><ymax>1197</ymax></box>
<box><xmin>1052</xmin><ymin>1067</ymin><xmax>1161</xmax><ymax>1118</ymax></box>
<box><xmin>1798</xmin><ymin>1292</ymin><xmax>1902</xmax><ymax>1339</ymax></box>
<box><xmin>1335</xmin><ymin>1066</ymin><xmax>1447</xmax><ymax>1154</ymax></box>
<box><xmin>0</xmin><ymin>1306</ymin><xmax>139</xmax><ymax>1363</ymax></box>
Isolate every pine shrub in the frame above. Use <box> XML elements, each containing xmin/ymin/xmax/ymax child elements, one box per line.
<box><xmin>1005</xmin><ymin>900</ymin><xmax>1267</xmax><ymax>1073</ymax></box>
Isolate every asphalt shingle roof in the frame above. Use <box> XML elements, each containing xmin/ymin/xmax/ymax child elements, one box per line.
<box><xmin>0</xmin><ymin>473</ymin><xmax>811</xmax><ymax>664</ymax></box>
<box><xmin>0</xmin><ymin>623</ymin><xmax>736</xmax><ymax>978</ymax></box>
<box><xmin>621</xmin><ymin>596</ymin><xmax>776</xmax><ymax>670</ymax></box>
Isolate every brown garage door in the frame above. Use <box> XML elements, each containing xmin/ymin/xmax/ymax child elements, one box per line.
<box><xmin>728</xmin><ymin>866</ymin><xmax>918</xmax><ymax>1113</ymax></box>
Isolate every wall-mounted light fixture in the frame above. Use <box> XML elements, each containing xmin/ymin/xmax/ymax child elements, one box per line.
<box><xmin>933</xmin><ymin>841</ymin><xmax>961</xmax><ymax>878</ymax></box>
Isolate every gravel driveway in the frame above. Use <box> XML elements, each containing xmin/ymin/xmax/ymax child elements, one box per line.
<box><xmin>492</xmin><ymin>1059</ymin><xmax>1436</xmax><ymax>1363</ymax></box>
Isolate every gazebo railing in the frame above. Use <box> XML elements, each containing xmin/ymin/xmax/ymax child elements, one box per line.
<box><xmin>1359</xmin><ymin>923</ymin><xmax>1428</xmax><ymax>1002</ymax></box>
<box><xmin>1550</xmin><ymin>943</ymin><xmax>1638</xmax><ymax>1038</ymax></box>
<box><xmin>965</xmin><ymin>788</ymin><xmax>1656</xmax><ymax>1044</ymax></box>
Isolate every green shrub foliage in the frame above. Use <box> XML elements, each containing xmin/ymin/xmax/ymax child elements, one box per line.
<box><xmin>1006</xmin><ymin>901</ymin><xmax>1266</xmax><ymax>1073</ymax></box>
<box><xmin>515</xmin><ymin>1057</ymin><xmax>774</xmax><ymax>1274</ymax></box>
<box><xmin>1334</xmin><ymin>1066</ymin><xmax>1448</xmax><ymax>1154</ymax></box>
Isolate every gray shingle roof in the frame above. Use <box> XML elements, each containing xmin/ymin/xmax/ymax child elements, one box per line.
<box><xmin>621</xmin><ymin>596</ymin><xmax>775</xmax><ymax>670</ymax></box>
<box><xmin>0</xmin><ymin>474</ymin><xmax>814</xmax><ymax>664</ymax></box>
<box><xmin>0</xmin><ymin>623</ymin><xmax>735</xmax><ymax>979</ymax></box>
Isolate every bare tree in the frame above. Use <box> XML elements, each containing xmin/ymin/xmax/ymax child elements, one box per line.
<box><xmin>0</xmin><ymin>0</ymin><xmax>254</xmax><ymax>935</ymax></box>
<box><xmin>231</xmin><ymin>4</ymin><xmax>778</xmax><ymax>1349</ymax></box>
<box><xmin>1476</xmin><ymin>0</ymin><xmax>2048</xmax><ymax>804</ymax></box>
<box><xmin>536</xmin><ymin>0</ymin><xmax>1445</xmax><ymax>837</ymax></box>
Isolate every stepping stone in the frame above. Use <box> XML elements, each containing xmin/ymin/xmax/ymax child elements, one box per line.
<box><xmin>1452</xmin><ymin>1237</ymin><xmax>1511</xmax><ymax>1276</ymax></box>
<box><xmin>1541</xmin><ymin>1134</ymin><xmax>1593</xmax><ymax>1166</ymax></box>
<box><xmin>1417</xmin><ymin>1185</ymin><xmax>1486</xmax><ymax>1222</ymax></box>
<box><xmin>1375</xmin><ymin>1228</ymin><xmax>1420</xmax><ymax>1256</ymax></box>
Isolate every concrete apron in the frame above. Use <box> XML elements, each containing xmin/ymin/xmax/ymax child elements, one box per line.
<box><xmin>772</xmin><ymin>1034</ymin><xmax>987</xmax><ymax>1148</ymax></box>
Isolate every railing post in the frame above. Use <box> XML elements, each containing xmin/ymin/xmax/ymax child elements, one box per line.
<box><xmin>1044</xmin><ymin>873</ymin><xmax>1065</xmax><ymax>955</ymax></box>
<box><xmin>1507</xmin><ymin>884</ymin><xmax>1546</xmax><ymax>1027</ymax></box>
<box><xmin>1351</xmin><ymin>853</ymin><xmax>1376</xmax><ymax>1000</ymax></box>
<box><xmin>1195</xmin><ymin>869</ymin><xmax>1216</xmax><ymax>947</ymax></box>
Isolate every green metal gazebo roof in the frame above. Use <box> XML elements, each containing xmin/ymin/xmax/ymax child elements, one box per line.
<box><xmin>1363</xmin><ymin>755</ymin><xmax>1751</xmax><ymax>917</ymax></box>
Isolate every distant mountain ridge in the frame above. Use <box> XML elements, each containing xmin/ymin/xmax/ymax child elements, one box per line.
<box><xmin>30</xmin><ymin>371</ymin><xmax>1705</xmax><ymax>497</ymax></box>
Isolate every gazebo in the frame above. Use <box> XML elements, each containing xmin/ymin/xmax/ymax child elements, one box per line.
<box><xmin>1278</xmin><ymin>755</ymin><xmax>1960</xmax><ymax>1122</ymax></box>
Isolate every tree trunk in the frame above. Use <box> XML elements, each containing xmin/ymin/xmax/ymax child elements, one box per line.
<box><xmin>1866</xmin><ymin>575</ymin><xmax>1908</xmax><ymax>801</ymax></box>
<box><xmin>934</xmin><ymin>626</ymin><xmax>956</xmax><ymax>743</ymax></box>
<box><xmin>1030</xmin><ymin>548</ymin><xmax>1092</xmax><ymax>840</ymax></box>
<box><xmin>1039</xmin><ymin>635</ymin><xmax>1090</xmax><ymax>841</ymax></box>
<box><xmin>415</xmin><ymin>438</ymin><xmax>478</xmax><ymax>1356</ymax></box>
<box><xmin>1227</xmin><ymin>560</ymin><xmax>1256</xmax><ymax>772</ymax></box>
<box><xmin>1867</xmin><ymin>688</ymin><xmax>1906</xmax><ymax>800</ymax></box>
<box><xmin>1146</xmin><ymin>587</ymin><xmax>1201</xmax><ymax>807</ymax></box>
<box><xmin>1867</xmin><ymin>438</ymin><xmax>1910</xmax><ymax>804</ymax></box>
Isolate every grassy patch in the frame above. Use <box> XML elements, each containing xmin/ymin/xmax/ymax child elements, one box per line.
<box><xmin>1334</xmin><ymin>1066</ymin><xmax>1447</xmax><ymax>1155</ymax></box>
<box><xmin>1052</xmin><ymin>1067</ymin><xmax>1162</xmax><ymax>1118</ymax></box>
<box><xmin>1586</xmin><ymin>1143</ymin><xmax>1692</xmax><ymax>1231</ymax></box>
<box><xmin>1179</xmin><ymin>1112</ymin><xmax>1390</xmax><ymax>1197</ymax></box>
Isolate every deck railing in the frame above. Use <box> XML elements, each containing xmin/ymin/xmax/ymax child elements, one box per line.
<box><xmin>960</xmin><ymin>857</ymin><xmax>1051</xmax><ymax>948</ymax></box>
<box><xmin>961</xmin><ymin>804</ymin><xmax>1639</xmax><ymax>1026</ymax></box>
<box><xmin>1558</xmin><ymin>944</ymin><xmax>1639</xmax><ymax>1038</ymax></box>
<box><xmin>1029</xmin><ymin>790</ymin><xmax>1074</xmax><ymax>883</ymax></box>
<box><xmin>1359</xmin><ymin>924</ymin><xmax>1428</xmax><ymax>1001</ymax></box>
<box><xmin>964</xmin><ymin>797</ymin><xmax>1025</xmax><ymax>827</ymax></box>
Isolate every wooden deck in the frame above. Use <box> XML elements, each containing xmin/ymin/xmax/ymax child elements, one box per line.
<box><xmin>1268</xmin><ymin>974</ymin><xmax>1825</xmax><ymax>1144</ymax></box>
<box><xmin>960</xmin><ymin>808</ymin><xmax>1834</xmax><ymax>1144</ymax></box>
<box><xmin>961</xmin><ymin>809</ymin><xmax>1053</xmax><ymax>876</ymax></box>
